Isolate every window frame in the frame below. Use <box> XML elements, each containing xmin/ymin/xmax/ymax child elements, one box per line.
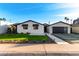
<box><xmin>33</xmin><ymin>24</ymin><xmax>39</xmax><ymax>30</ymax></box>
<box><xmin>22</xmin><ymin>24</ymin><xmax>28</xmax><ymax>29</ymax></box>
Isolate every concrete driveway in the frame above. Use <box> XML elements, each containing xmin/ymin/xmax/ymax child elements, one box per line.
<box><xmin>0</xmin><ymin>43</ymin><xmax>79</xmax><ymax>56</ymax></box>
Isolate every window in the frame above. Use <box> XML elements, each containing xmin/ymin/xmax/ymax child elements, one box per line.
<box><xmin>22</xmin><ymin>24</ymin><xmax>28</xmax><ymax>29</ymax></box>
<box><xmin>33</xmin><ymin>24</ymin><xmax>39</xmax><ymax>29</ymax></box>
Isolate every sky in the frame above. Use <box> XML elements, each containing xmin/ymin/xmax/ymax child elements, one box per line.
<box><xmin>0</xmin><ymin>3</ymin><xmax>79</xmax><ymax>24</ymax></box>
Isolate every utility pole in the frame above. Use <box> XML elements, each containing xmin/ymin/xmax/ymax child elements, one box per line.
<box><xmin>48</xmin><ymin>20</ymin><xmax>50</xmax><ymax>25</ymax></box>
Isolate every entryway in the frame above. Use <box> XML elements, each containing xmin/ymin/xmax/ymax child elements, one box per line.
<box><xmin>44</xmin><ymin>26</ymin><xmax>48</xmax><ymax>33</ymax></box>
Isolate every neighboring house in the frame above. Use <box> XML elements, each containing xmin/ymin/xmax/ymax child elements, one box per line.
<box><xmin>47</xmin><ymin>21</ymin><xmax>71</xmax><ymax>34</ymax></box>
<box><xmin>0</xmin><ymin>21</ymin><xmax>13</xmax><ymax>34</ymax></box>
<box><xmin>15</xmin><ymin>20</ymin><xmax>45</xmax><ymax>35</ymax></box>
<box><xmin>71</xmin><ymin>24</ymin><xmax>79</xmax><ymax>33</ymax></box>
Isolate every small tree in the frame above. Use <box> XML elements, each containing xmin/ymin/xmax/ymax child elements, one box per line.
<box><xmin>3</xmin><ymin>18</ymin><xmax>6</xmax><ymax>21</ymax></box>
<box><xmin>7</xmin><ymin>25</ymin><xmax>17</xmax><ymax>34</ymax></box>
<box><xmin>73</xmin><ymin>18</ymin><xmax>79</xmax><ymax>24</ymax></box>
<box><xmin>0</xmin><ymin>18</ymin><xmax>6</xmax><ymax>25</ymax></box>
<box><xmin>0</xmin><ymin>18</ymin><xmax>3</xmax><ymax>25</ymax></box>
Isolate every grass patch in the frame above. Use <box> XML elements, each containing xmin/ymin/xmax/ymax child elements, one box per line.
<box><xmin>27</xmin><ymin>35</ymin><xmax>48</xmax><ymax>41</ymax></box>
<box><xmin>0</xmin><ymin>34</ymin><xmax>48</xmax><ymax>41</ymax></box>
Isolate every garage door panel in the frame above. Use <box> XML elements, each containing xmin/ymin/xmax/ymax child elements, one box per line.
<box><xmin>53</xmin><ymin>27</ymin><xmax>68</xmax><ymax>33</ymax></box>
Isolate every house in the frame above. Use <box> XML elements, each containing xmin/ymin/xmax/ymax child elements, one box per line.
<box><xmin>13</xmin><ymin>20</ymin><xmax>73</xmax><ymax>34</ymax></box>
<box><xmin>14</xmin><ymin>20</ymin><xmax>45</xmax><ymax>35</ymax></box>
<box><xmin>47</xmin><ymin>21</ymin><xmax>71</xmax><ymax>34</ymax></box>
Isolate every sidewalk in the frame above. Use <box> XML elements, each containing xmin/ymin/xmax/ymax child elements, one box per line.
<box><xmin>0</xmin><ymin>43</ymin><xmax>79</xmax><ymax>56</ymax></box>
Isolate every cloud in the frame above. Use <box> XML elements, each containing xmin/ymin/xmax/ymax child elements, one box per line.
<box><xmin>56</xmin><ymin>12</ymin><xmax>79</xmax><ymax>20</ymax></box>
<box><xmin>57</xmin><ymin>3</ymin><xmax>79</xmax><ymax>9</ymax></box>
<box><xmin>53</xmin><ymin>3</ymin><xmax>79</xmax><ymax>20</ymax></box>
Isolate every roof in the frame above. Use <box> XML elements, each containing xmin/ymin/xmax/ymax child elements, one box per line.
<box><xmin>13</xmin><ymin>20</ymin><xmax>44</xmax><ymax>25</ymax></box>
<box><xmin>43</xmin><ymin>23</ymin><xmax>50</xmax><ymax>26</ymax></box>
<box><xmin>49</xmin><ymin>21</ymin><xmax>70</xmax><ymax>26</ymax></box>
<box><xmin>71</xmin><ymin>24</ymin><xmax>79</xmax><ymax>27</ymax></box>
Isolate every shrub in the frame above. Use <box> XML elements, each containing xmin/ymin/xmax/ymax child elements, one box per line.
<box><xmin>7</xmin><ymin>25</ymin><xmax>17</xmax><ymax>34</ymax></box>
<box><xmin>20</xmin><ymin>32</ymin><xmax>24</xmax><ymax>34</ymax></box>
<box><xmin>26</xmin><ymin>32</ymin><xmax>30</xmax><ymax>34</ymax></box>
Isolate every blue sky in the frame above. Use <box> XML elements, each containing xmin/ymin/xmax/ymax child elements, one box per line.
<box><xmin>0</xmin><ymin>3</ymin><xmax>79</xmax><ymax>24</ymax></box>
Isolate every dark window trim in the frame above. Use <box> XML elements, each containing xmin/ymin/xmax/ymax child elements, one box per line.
<box><xmin>22</xmin><ymin>24</ymin><xmax>28</xmax><ymax>29</ymax></box>
<box><xmin>33</xmin><ymin>24</ymin><xmax>39</xmax><ymax>30</ymax></box>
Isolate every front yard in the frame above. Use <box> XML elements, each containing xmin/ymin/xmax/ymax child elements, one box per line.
<box><xmin>54</xmin><ymin>34</ymin><xmax>79</xmax><ymax>44</ymax></box>
<box><xmin>0</xmin><ymin>34</ymin><xmax>48</xmax><ymax>43</ymax></box>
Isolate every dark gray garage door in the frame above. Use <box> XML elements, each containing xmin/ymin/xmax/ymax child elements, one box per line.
<box><xmin>53</xmin><ymin>27</ymin><xmax>68</xmax><ymax>33</ymax></box>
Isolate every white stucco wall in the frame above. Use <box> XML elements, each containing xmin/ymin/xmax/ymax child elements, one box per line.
<box><xmin>17</xmin><ymin>21</ymin><xmax>44</xmax><ymax>35</ymax></box>
<box><xmin>48</xmin><ymin>22</ymin><xmax>71</xmax><ymax>34</ymax></box>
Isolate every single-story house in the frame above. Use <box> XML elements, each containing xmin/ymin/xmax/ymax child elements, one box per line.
<box><xmin>47</xmin><ymin>21</ymin><xmax>71</xmax><ymax>34</ymax></box>
<box><xmin>14</xmin><ymin>20</ymin><xmax>45</xmax><ymax>35</ymax></box>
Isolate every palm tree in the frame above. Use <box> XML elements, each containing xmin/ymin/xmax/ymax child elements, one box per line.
<box><xmin>64</xmin><ymin>17</ymin><xmax>69</xmax><ymax>23</ymax></box>
<box><xmin>70</xmin><ymin>19</ymin><xmax>73</xmax><ymax>24</ymax></box>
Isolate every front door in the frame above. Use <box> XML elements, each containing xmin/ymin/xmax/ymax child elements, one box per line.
<box><xmin>44</xmin><ymin>26</ymin><xmax>47</xmax><ymax>33</ymax></box>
